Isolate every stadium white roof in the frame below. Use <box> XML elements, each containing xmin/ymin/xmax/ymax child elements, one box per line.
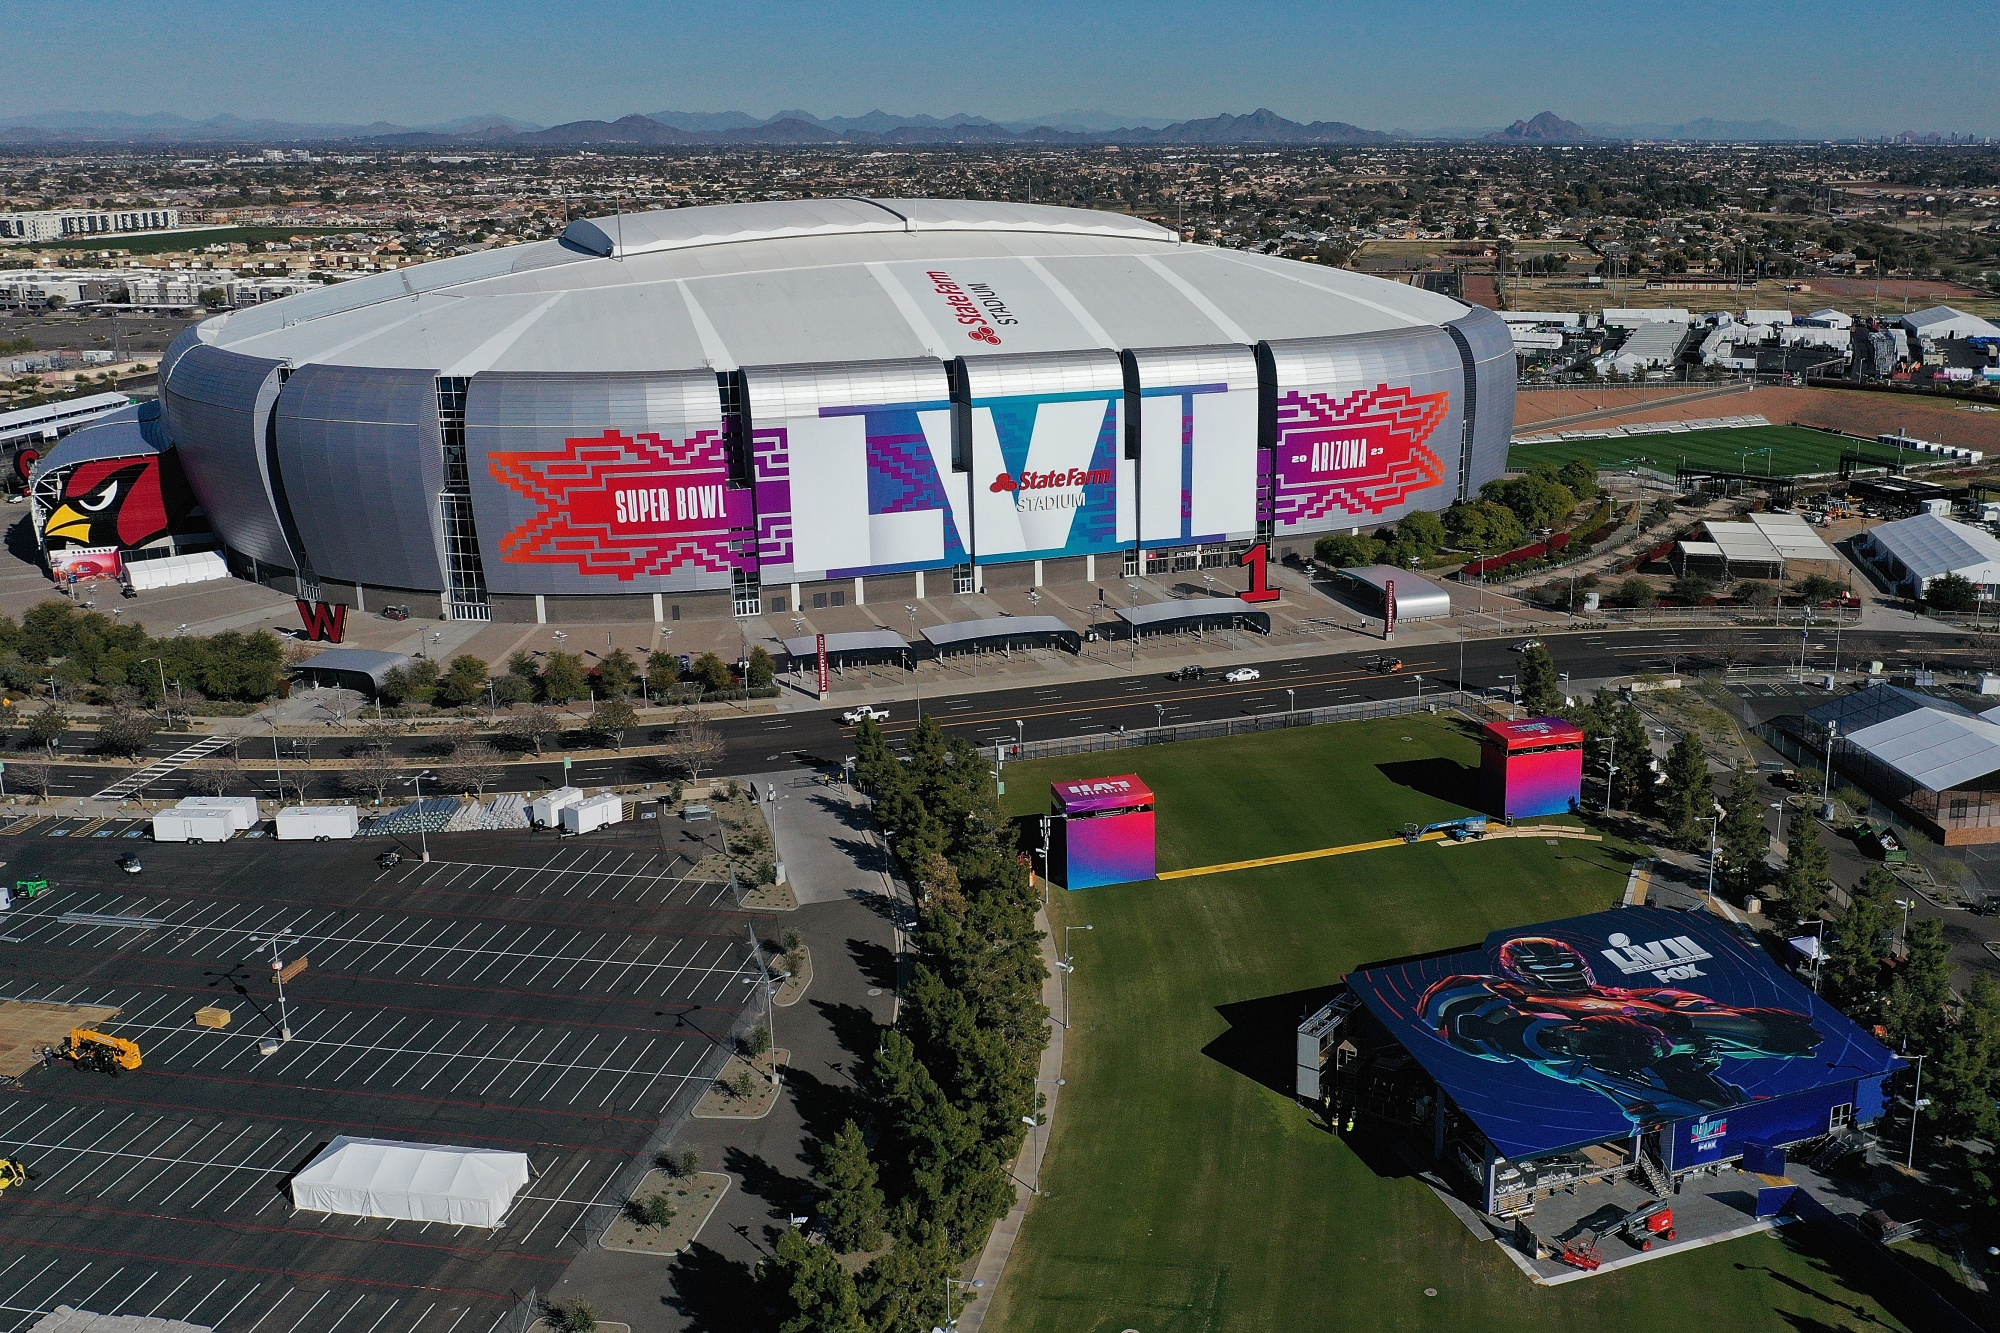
<box><xmin>1846</xmin><ymin>707</ymin><xmax>2000</xmax><ymax>792</ymax></box>
<box><xmin>194</xmin><ymin>199</ymin><xmax>1470</xmax><ymax>374</ymax></box>
<box><xmin>1867</xmin><ymin>513</ymin><xmax>2000</xmax><ymax>585</ymax></box>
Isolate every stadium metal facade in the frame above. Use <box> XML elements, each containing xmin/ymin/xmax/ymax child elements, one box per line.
<box><xmin>81</xmin><ymin>199</ymin><xmax>1512</xmax><ymax>622</ymax></box>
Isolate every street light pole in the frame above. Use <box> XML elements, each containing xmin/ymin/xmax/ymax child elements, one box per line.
<box><xmin>257</xmin><ymin>930</ymin><xmax>296</xmax><ymax>1040</ymax></box>
<box><xmin>1059</xmin><ymin>924</ymin><xmax>1094</xmax><ymax>1028</ymax></box>
<box><xmin>414</xmin><ymin>770</ymin><xmax>430</xmax><ymax>864</ymax></box>
<box><xmin>1906</xmin><ymin>1052</ymin><xmax>1926</xmax><ymax>1169</ymax></box>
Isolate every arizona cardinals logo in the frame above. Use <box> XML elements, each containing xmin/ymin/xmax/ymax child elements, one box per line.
<box><xmin>1271</xmin><ymin>383</ymin><xmax>1451</xmax><ymax>523</ymax></box>
<box><xmin>489</xmin><ymin>429</ymin><xmax>753</xmax><ymax>580</ymax></box>
<box><xmin>42</xmin><ymin>455</ymin><xmax>186</xmax><ymax>551</ymax></box>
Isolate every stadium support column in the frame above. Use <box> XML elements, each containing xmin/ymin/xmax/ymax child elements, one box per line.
<box><xmin>1446</xmin><ymin>323</ymin><xmax>1479</xmax><ymax>502</ymax></box>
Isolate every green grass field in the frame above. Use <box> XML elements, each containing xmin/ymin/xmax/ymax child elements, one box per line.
<box><xmin>1509</xmin><ymin>424</ymin><xmax>1911</xmax><ymax>477</ymax></box>
<box><xmin>987</xmin><ymin>717</ymin><xmax>1917</xmax><ymax>1333</ymax></box>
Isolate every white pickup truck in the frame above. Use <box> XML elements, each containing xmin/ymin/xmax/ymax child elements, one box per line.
<box><xmin>841</xmin><ymin>705</ymin><xmax>890</xmax><ymax>724</ymax></box>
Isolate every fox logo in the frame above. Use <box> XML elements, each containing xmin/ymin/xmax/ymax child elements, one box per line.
<box><xmin>968</xmin><ymin>326</ymin><xmax>1001</xmax><ymax>345</ymax></box>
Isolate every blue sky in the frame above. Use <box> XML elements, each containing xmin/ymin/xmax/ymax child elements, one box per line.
<box><xmin>13</xmin><ymin>0</ymin><xmax>1998</xmax><ymax>133</ymax></box>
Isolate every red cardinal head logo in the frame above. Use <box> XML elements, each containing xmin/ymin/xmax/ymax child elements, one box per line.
<box><xmin>968</xmin><ymin>326</ymin><xmax>1002</xmax><ymax>345</ymax></box>
<box><xmin>989</xmin><ymin>471</ymin><xmax>1018</xmax><ymax>493</ymax></box>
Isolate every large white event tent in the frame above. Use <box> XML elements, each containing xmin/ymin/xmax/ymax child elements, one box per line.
<box><xmin>290</xmin><ymin>1136</ymin><xmax>531</xmax><ymax>1227</ymax></box>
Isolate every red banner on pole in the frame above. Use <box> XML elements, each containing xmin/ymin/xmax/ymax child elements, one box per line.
<box><xmin>1385</xmin><ymin>579</ymin><xmax>1397</xmax><ymax>638</ymax></box>
<box><xmin>815</xmin><ymin>633</ymin><xmax>830</xmax><ymax>697</ymax></box>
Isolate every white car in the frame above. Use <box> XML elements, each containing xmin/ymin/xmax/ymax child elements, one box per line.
<box><xmin>1223</xmin><ymin>667</ymin><xmax>1261</xmax><ymax>683</ymax></box>
<box><xmin>841</xmin><ymin>705</ymin><xmax>890</xmax><ymax>724</ymax></box>
<box><xmin>1509</xmin><ymin>639</ymin><xmax>1544</xmax><ymax>653</ymax></box>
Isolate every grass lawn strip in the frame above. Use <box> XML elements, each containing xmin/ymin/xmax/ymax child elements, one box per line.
<box><xmin>985</xmin><ymin>716</ymin><xmax>1917</xmax><ymax>1333</ymax></box>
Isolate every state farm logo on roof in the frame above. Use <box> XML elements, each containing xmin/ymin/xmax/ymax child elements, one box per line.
<box><xmin>927</xmin><ymin>270</ymin><xmax>1015</xmax><ymax>345</ymax></box>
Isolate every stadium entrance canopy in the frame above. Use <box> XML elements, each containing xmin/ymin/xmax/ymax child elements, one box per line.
<box><xmin>920</xmin><ymin>615</ymin><xmax>1080</xmax><ymax>657</ymax></box>
<box><xmin>290</xmin><ymin>1136</ymin><xmax>530</xmax><ymax>1227</ymax></box>
<box><xmin>1326</xmin><ymin>565</ymin><xmax>1452</xmax><ymax>620</ymax></box>
<box><xmin>1116</xmin><ymin>596</ymin><xmax>1271</xmax><ymax>638</ymax></box>
<box><xmin>781</xmin><ymin>629</ymin><xmax>913</xmax><ymax>668</ymax></box>
<box><xmin>1308</xmin><ymin>907</ymin><xmax>1900</xmax><ymax>1216</ymax></box>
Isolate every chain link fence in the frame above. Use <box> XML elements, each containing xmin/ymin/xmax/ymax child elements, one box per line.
<box><xmin>985</xmin><ymin>690</ymin><xmax>1480</xmax><ymax>763</ymax></box>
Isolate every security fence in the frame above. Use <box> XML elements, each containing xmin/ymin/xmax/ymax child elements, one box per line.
<box><xmin>986</xmin><ymin>690</ymin><xmax>1477</xmax><ymax>763</ymax></box>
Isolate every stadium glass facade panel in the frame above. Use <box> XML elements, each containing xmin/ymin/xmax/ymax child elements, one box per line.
<box><xmin>1127</xmin><ymin>344</ymin><xmax>1260</xmax><ymax>550</ymax></box>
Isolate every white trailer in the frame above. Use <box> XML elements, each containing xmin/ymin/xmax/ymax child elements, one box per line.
<box><xmin>529</xmin><ymin>787</ymin><xmax>585</xmax><ymax>828</ymax></box>
<box><xmin>560</xmin><ymin>793</ymin><xmax>624</xmax><ymax>836</ymax></box>
<box><xmin>176</xmin><ymin>795</ymin><xmax>260</xmax><ymax>832</ymax></box>
<box><xmin>152</xmin><ymin>809</ymin><xmax>235</xmax><ymax>843</ymax></box>
<box><xmin>276</xmin><ymin>805</ymin><xmax>361</xmax><ymax>841</ymax></box>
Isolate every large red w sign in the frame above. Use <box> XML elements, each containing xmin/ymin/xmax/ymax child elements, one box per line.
<box><xmin>296</xmin><ymin>600</ymin><xmax>347</xmax><ymax>643</ymax></box>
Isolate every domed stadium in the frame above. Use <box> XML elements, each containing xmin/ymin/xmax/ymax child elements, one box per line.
<box><xmin>40</xmin><ymin>198</ymin><xmax>1513</xmax><ymax>624</ymax></box>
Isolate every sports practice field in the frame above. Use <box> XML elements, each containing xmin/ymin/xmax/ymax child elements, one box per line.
<box><xmin>989</xmin><ymin>717</ymin><xmax>1918</xmax><ymax>1333</ymax></box>
<box><xmin>1508</xmin><ymin>424</ymin><xmax>1912</xmax><ymax>477</ymax></box>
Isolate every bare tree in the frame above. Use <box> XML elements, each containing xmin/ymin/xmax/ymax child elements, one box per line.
<box><xmin>431</xmin><ymin>720</ymin><xmax>477</xmax><ymax>758</ymax></box>
<box><xmin>271</xmin><ymin>767</ymin><xmax>312</xmax><ymax>804</ymax></box>
<box><xmin>340</xmin><ymin>747</ymin><xmax>403</xmax><ymax>805</ymax></box>
<box><xmin>441</xmin><ymin>740</ymin><xmax>505</xmax><ymax>796</ymax></box>
<box><xmin>662</xmin><ymin>710</ymin><xmax>723</xmax><ymax>781</ymax></box>
<box><xmin>184</xmin><ymin>758</ymin><xmax>243</xmax><ymax>797</ymax></box>
<box><xmin>11</xmin><ymin>761</ymin><xmax>52</xmax><ymax>801</ymax></box>
<box><xmin>515</xmin><ymin>704</ymin><xmax>564</xmax><ymax>756</ymax></box>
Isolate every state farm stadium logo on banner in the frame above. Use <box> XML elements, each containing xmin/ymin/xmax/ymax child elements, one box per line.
<box><xmin>1272</xmin><ymin>383</ymin><xmax>1451</xmax><ymax>523</ymax></box>
<box><xmin>489</xmin><ymin>429</ymin><xmax>747</xmax><ymax>579</ymax></box>
<box><xmin>990</xmin><ymin>464</ymin><xmax>1112</xmax><ymax>512</ymax></box>
<box><xmin>927</xmin><ymin>270</ymin><xmax>1016</xmax><ymax>345</ymax></box>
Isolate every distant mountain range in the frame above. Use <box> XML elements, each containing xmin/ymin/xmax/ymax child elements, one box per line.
<box><xmin>0</xmin><ymin>107</ymin><xmax>1931</xmax><ymax>147</ymax></box>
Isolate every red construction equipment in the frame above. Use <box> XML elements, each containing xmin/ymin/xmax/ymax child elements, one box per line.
<box><xmin>1617</xmin><ymin>1202</ymin><xmax>1677</xmax><ymax>1250</ymax></box>
<box><xmin>1559</xmin><ymin>1233</ymin><xmax>1603</xmax><ymax>1272</ymax></box>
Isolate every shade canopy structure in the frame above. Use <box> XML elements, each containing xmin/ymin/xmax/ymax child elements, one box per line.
<box><xmin>1327</xmin><ymin>565</ymin><xmax>1452</xmax><ymax>620</ymax></box>
<box><xmin>1116</xmin><ymin>596</ymin><xmax>1271</xmax><ymax>637</ymax></box>
<box><xmin>290</xmin><ymin>1136</ymin><xmax>530</xmax><ymax>1227</ymax></box>
<box><xmin>781</xmin><ymin>629</ymin><xmax>913</xmax><ymax>667</ymax></box>
<box><xmin>291</xmin><ymin>647</ymin><xmax>412</xmax><ymax>695</ymax></box>
<box><xmin>920</xmin><ymin>615</ymin><xmax>1080</xmax><ymax>655</ymax></box>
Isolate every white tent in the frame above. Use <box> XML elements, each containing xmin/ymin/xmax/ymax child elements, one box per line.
<box><xmin>290</xmin><ymin>1136</ymin><xmax>530</xmax><ymax>1227</ymax></box>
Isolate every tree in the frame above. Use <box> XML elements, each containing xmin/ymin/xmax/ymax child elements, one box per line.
<box><xmin>514</xmin><ymin>704</ymin><xmax>564</xmax><ymax>756</ymax></box>
<box><xmin>1442</xmin><ymin>499</ymin><xmax>1526</xmax><ymax>554</ymax></box>
<box><xmin>1659</xmin><ymin>732</ymin><xmax>1712</xmax><ymax>851</ymax></box>
<box><xmin>1615</xmin><ymin>576</ymin><xmax>1657</xmax><ymax>608</ymax></box>
<box><xmin>1517</xmin><ymin>645</ymin><xmax>1564</xmax><ymax>716</ymax></box>
<box><xmin>645</xmin><ymin>650</ymin><xmax>681</xmax><ymax>697</ymax></box>
<box><xmin>814</xmin><ymin>1121</ymin><xmax>886</xmax><ymax>1253</ymax></box>
<box><xmin>1884</xmin><ymin>916</ymin><xmax>1952</xmax><ymax>1054</ymax></box>
<box><xmin>1735</xmin><ymin>580</ymin><xmax>1778</xmax><ymax>606</ymax></box>
<box><xmin>1397</xmin><ymin>509</ymin><xmax>1447</xmax><ymax>558</ymax></box>
<box><xmin>1926</xmin><ymin>572</ymin><xmax>1979</xmax><ymax>614</ymax></box>
<box><xmin>1824</xmin><ymin>865</ymin><xmax>1896</xmax><ymax>1012</ymax></box>
<box><xmin>588</xmin><ymin>699</ymin><xmax>638</xmax><ymax>750</ymax></box>
<box><xmin>435</xmin><ymin>654</ymin><xmax>489</xmax><ymax>707</ymax></box>
<box><xmin>95</xmin><ymin>707</ymin><xmax>157</xmax><ymax>757</ymax></box>
<box><xmin>594</xmin><ymin>649</ymin><xmax>637</xmax><ymax>699</ymax></box>
<box><xmin>692</xmin><ymin>652</ymin><xmax>734</xmax><ymax>695</ymax></box>
<box><xmin>761</xmin><ymin>1229</ymin><xmax>867</xmax><ymax>1333</ymax></box>
<box><xmin>1312</xmin><ymin>533</ymin><xmax>1382</xmax><ymax>567</ymax></box>
<box><xmin>1774</xmin><ymin>816</ymin><xmax>1832</xmax><ymax>927</ymax></box>
<box><xmin>340</xmin><ymin>747</ymin><xmax>403</xmax><ymax>805</ymax></box>
<box><xmin>1719</xmin><ymin>761</ymin><xmax>1768</xmax><ymax>894</ymax></box>
<box><xmin>10</xmin><ymin>760</ymin><xmax>52</xmax><ymax>801</ymax></box>
<box><xmin>539</xmin><ymin>1301</ymin><xmax>596</xmax><ymax>1333</ymax></box>
<box><xmin>542</xmin><ymin>651</ymin><xmax>588</xmax><ymax>703</ymax></box>
<box><xmin>379</xmin><ymin>658</ymin><xmax>439</xmax><ymax>706</ymax></box>
<box><xmin>1669</xmin><ymin>574</ymin><xmax>1716</xmax><ymax>605</ymax></box>
<box><xmin>490</xmin><ymin>673</ymin><xmax>533</xmax><ymax>706</ymax></box>
<box><xmin>747</xmin><ymin>645</ymin><xmax>777</xmax><ymax>689</ymax></box>
<box><xmin>1795</xmin><ymin>574</ymin><xmax>1842</xmax><ymax>605</ymax></box>
<box><xmin>1555</xmin><ymin>458</ymin><xmax>1598</xmax><ymax>498</ymax></box>
<box><xmin>184</xmin><ymin>758</ymin><xmax>242</xmax><ymax>797</ymax></box>
<box><xmin>441</xmin><ymin>740</ymin><xmax>504</xmax><ymax>795</ymax></box>
<box><xmin>664</xmin><ymin>709</ymin><xmax>723</xmax><ymax>780</ymax></box>
<box><xmin>23</xmin><ymin>704</ymin><xmax>68</xmax><ymax>754</ymax></box>
<box><xmin>1481</xmin><ymin>474</ymin><xmax>1576</xmax><ymax>533</ymax></box>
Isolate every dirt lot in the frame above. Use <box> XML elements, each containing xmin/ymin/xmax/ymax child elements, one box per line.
<box><xmin>1</xmin><ymin>309</ymin><xmax>196</xmax><ymax>358</ymax></box>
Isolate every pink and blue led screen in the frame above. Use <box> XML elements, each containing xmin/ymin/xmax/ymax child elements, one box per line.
<box><xmin>1483</xmin><ymin>745</ymin><xmax>1583</xmax><ymax>819</ymax></box>
<box><xmin>1063</xmin><ymin>810</ymin><xmax>1157</xmax><ymax>889</ymax></box>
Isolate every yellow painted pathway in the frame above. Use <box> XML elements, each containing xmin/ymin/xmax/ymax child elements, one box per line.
<box><xmin>1156</xmin><ymin>824</ymin><xmax>1601</xmax><ymax>881</ymax></box>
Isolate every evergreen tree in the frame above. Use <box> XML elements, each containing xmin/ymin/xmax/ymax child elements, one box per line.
<box><xmin>1927</xmin><ymin>978</ymin><xmax>2000</xmax><ymax>1141</ymax></box>
<box><xmin>1719</xmin><ymin>762</ymin><xmax>1768</xmax><ymax>893</ymax></box>
<box><xmin>813</xmin><ymin>1121</ymin><xmax>886</xmax><ymax>1254</ymax></box>
<box><xmin>761</xmin><ymin>1229</ymin><xmax>867</xmax><ymax>1333</ymax></box>
<box><xmin>1612</xmin><ymin>702</ymin><xmax>1651</xmax><ymax>810</ymax></box>
<box><xmin>1774</xmin><ymin>817</ymin><xmax>1832</xmax><ymax>927</ymax></box>
<box><xmin>542</xmin><ymin>651</ymin><xmax>588</xmax><ymax>702</ymax></box>
<box><xmin>645</xmin><ymin>649</ymin><xmax>681</xmax><ymax>695</ymax></box>
<box><xmin>1824</xmin><ymin>866</ymin><xmax>1895</xmax><ymax>1013</ymax></box>
<box><xmin>1517</xmin><ymin>645</ymin><xmax>1564</xmax><ymax>716</ymax></box>
<box><xmin>866</xmin><ymin>1032</ymin><xmax>1011</xmax><ymax>1255</ymax></box>
<box><xmin>1659</xmin><ymin>732</ymin><xmax>1712</xmax><ymax>850</ymax></box>
<box><xmin>1885</xmin><ymin>917</ymin><xmax>1952</xmax><ymax>1053</ymax></box>
<box><xmin>593</xmin><ymin>648</ymin><xmax>638</xmax><ymax>698</ymax></box>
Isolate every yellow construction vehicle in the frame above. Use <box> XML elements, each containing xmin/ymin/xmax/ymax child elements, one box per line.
<box><xmin>60</xmin><ymin>1028</ymin><xmax>141</xmax><ymax>1075</ymax></box>
<box><xmin>0</xmin><ymin>1158</ymin><xmax>32</xmax><ymax>1191</ymax></box>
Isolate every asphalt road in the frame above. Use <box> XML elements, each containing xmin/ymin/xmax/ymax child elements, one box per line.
<box><xmin>6</xmin><ymin>625</ymin><xmax>1989</xmax><ymax>801</ymax></box>
<box><xmin>0</xmin><ymin>823</ymin><xmax>764</xmax><ymax>1333</ymax></box>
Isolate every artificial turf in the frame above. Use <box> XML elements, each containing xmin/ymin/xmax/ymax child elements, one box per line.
<box><xmin>986</xmin><ymin>716</ymin><xmax>1917</xmax><ymax>1333</ymax></box>
<box><xmin>1508</xmin><ymin>424</ymin><xmax>1912</xmax><ymax>478</ymax></box>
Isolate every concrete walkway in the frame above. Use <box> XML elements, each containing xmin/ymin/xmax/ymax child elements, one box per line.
<box><xmin>955</xmin><ymin>888</ymin><xmax>1069</xmax><ymax>1333</ymax></box>
<box><xmin>753</xmin><ymin>771</ymin><xmax>890</xmax><ymax>906</ymax></box>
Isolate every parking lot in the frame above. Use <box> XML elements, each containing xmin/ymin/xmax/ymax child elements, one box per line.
<box><xmin>0</xmin><ymin>823</ymin><xmax>758</xmax><ymax>1333</ymax></box>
